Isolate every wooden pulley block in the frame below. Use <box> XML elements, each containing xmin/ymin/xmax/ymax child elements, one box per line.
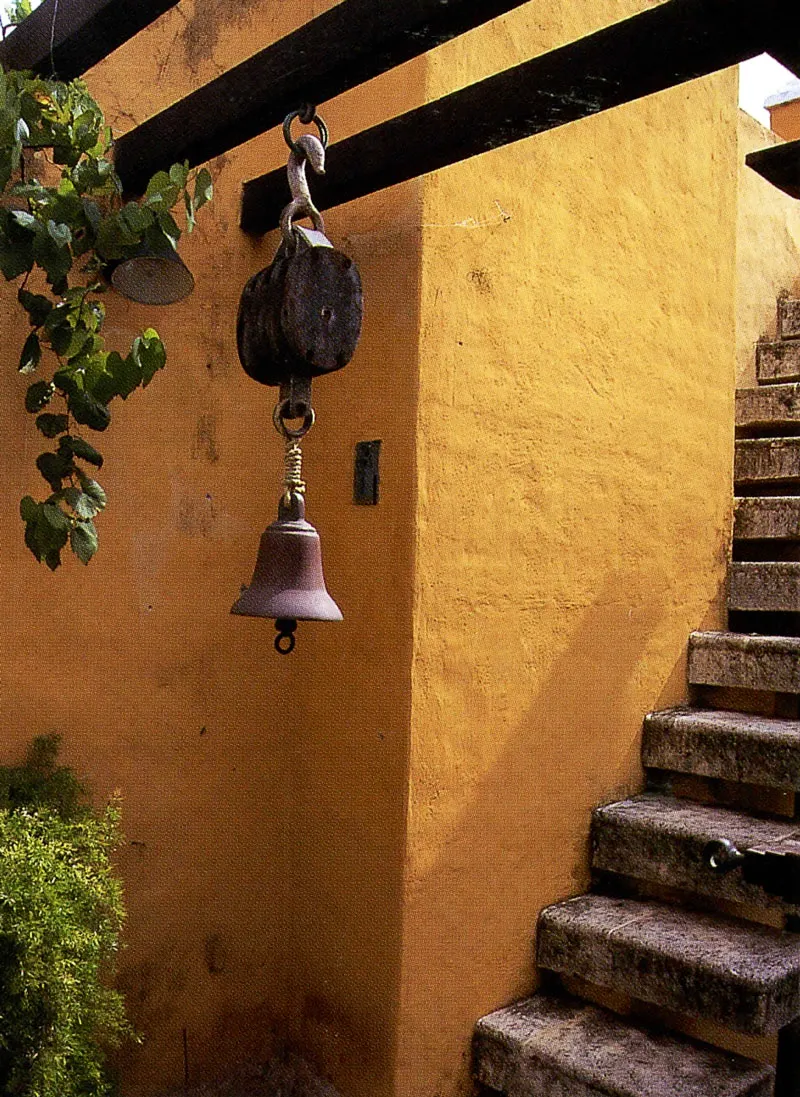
<box><xmin>237</xmin><ymin>225</ymin><xmax>363</xmax><ymax>387</ymax></box>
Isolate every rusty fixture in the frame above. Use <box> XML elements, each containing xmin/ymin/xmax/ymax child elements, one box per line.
<box><xmin>232</xmin><ymin>108</ymin><xmax>362</xmax><ymax>653</ymax></box>
<box><xmin>109</xmin><ymin>243</ymin><xmax>195</xmax><ymax>304</ymax></box>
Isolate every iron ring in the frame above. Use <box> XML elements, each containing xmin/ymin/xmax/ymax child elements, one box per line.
<box><xmin>272</xmin><ymin>399</ymin><xmax>315</xmax><ymax>440</ymax></box>
<box><xmin>275</xmin><ymin>631</ymin><xmax>296</xmax><ymax>655</ymax></box>
<box><xmin>283</xmin><ymin>109</ymin><xmax>329</xmax><ymax>152</ymax></box>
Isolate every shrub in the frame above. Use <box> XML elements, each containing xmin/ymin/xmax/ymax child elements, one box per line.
<box><xmin>0</xmin><ymin>735</ymin><xmax>133</xmax><ymax>1096</ymax></box>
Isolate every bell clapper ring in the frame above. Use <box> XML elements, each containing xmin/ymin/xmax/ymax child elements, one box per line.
<box><xmin>274</xmin><ymin>618</ymin><xmax>298</xmax><ymax>655</ymax></box>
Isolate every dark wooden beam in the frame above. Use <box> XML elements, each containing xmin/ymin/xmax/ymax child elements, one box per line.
<box><xmin>114</xmin><ymin>0</ymin><xmax>541</xmax><ymax>196</ymax></box>
<box><xmin>746</xmin><ymin>140</ymin><xmax>800</xmax><ymax>200</ymax></box>
<box><xmin>0</xmin><ymin>0</ymin><xmax>180</xmax><ymax>81</ymax></box>
<box><xmin>241</xmin><ymin>0</ymin><xmax>800</xmax><ymax>234</ymax></box>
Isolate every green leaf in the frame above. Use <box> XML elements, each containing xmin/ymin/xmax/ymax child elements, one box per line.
<box><xmin>18</xmin><ymin>331</ymin><xmax>40</xmax><ymax>374</ymax></box>
<box><xmin>65</xmin><ymin>436</ymin><xmax>103</xmax><ymax>467</ymax></box>
<box><xmin>35</xmin><ymin>413</ymin><xmax>69</xmax><ymax>438</ymax></box>
<box><xmin>78</xmin><ymin>476</ymin><xmax>106</xmax><ymax>509</ymax></box>
<box><xmin>0</xmin><ymin>236</ymin><xmax>34</xmax><ymax>279</ymax></box>
<box><xmin>19</xmin><ymin>495</ymin><xmax>38</xmax><ymax>523</ymax></box>
<box><xmin>46</xmin><ymin>220</ymin><xmax>72</xmax><ymax>249</ymax></box>
<box><xmin>132</xmin><ymin>329</ymin><xmax>166</xmax><ymax>386</ymax></box>
<box><xmin>194</xmin><ymin>168</ymin><xmax>213</xmax><ymax>211</ymax></box>
<box><xmin>119</xmin><ymin>201</ymin><xmax>150</xmax><ymax>237</ymax></box>
<box><xmin>18</xmin><ymin>289</ymin><xmax>52</xmax><ymax>326</ymax></box>
<box><xmin>70</xmin><ymin>520</ymin><xmax>98</xmax><ymax>564</ymax></box>
<box><xmin>67</xmin><ymin>389</ymin><xmax>110</xmax><ymax>431</ymax></box>
<box><xmin>25</xmin><ymin>380</ymin><xmax>54</xmax><ymax>413</ymax></box>
<box><xmin>10</xmin><ymin>209</ymin><xmax>35</xmax><ymax>230</ymax></box>
<box><xmin>36</xmin><ymin>451</ymin><xmax>71</xmax><ymax>491</ymax></box>
<box><xmin>169</xmin><ymin>161</ymin><xmax>189</xmax><ymax>188</ymax></box>
<box><xmin>183</xmin><ymin>190</ymin><xmax>196</xmax><ymax>233</ymax></box>
<box><xmin>63</xmin><ymin>488</ymin><xmax>100</xmax><ymax>519</ymax></box>
<box><xmin>52</xmin><ymin>367</ymin><xmax>80</xmax><ymax>397</ymax></box>
<box><xmin>107</xmin><ymin>350</ymin><xmax>141</xmax><ymax>400</ymax></box>
<box><xmin>156</xmin><ymin>210</ymin><xmax>180</xmax><ymax>249</ymax></box>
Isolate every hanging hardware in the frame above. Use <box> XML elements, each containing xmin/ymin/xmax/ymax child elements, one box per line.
<box><xmin>108</xmin><ymin>243</ymin><xmax>195</xmax><ymax>305</ymax></box>
<box><xmin>232</xmin><ymin>108</ymin><xmax>363</xmax><ymax>653</ymax></box>
<box><xmin>704</xmin><ymin>838</ymin><xmax>800</xmax><ymax>904</ymax></box>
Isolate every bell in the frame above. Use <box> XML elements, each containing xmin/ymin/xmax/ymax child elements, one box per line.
<box><xmin>231</xmin><ymin>493</ymin><xmax>342</xmax><ymax>652</ymax></box>
<box><xmin>109</xmin><ymin>244</ymin><xmax>195</xmax><ymax>305</ymax></box>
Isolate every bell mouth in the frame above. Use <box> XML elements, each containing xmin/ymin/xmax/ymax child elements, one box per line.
<box><xmin>109</xmin><ymin>246</ymin><xmax>195</xmax><ymax>305</ymax></box>
<box><xmin>231</xmin><ymin>585</ymin><xmax>343</xmax><ymax>621</ymax></box>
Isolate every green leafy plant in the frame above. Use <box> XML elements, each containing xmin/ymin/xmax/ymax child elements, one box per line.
<box><xmin>0</xmin><ymin>735</ymin><xmax>132</xmax><ymax>1096</ymax></box>
<box><xmin>0</xmin><ymin>67</ymin><xmax>212</xmax><ymax>568</ymax></box>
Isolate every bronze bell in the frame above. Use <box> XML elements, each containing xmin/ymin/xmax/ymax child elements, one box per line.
<box><xmin>231</xmin><ymin>493</ymin><xmax>341</xmax><ymax>653</ymax></box>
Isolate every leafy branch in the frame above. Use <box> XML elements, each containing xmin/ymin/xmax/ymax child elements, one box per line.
<box><xmin>0</xmin><ymin>68</ymin><xmax>212</xmax><ymax>567</ymax></box>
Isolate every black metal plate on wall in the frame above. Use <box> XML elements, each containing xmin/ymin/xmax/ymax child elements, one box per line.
<box><xmin>354</xmin><ymin>441</ymin><xmax>381</xmax><ymax>506</ymax></box>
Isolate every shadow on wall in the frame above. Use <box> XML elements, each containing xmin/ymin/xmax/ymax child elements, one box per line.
<box><xmin>161</xmin><ymin>1053</ymin><xmax>342</xmax><ymax>1097</ymax></box>
<box><xmin>398</xmin><ymin>574</ymin><xmax>726</xmax><ymax>1096</ymax></box>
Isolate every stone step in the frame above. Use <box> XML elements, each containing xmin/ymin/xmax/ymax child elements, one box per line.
<box><xmin>735</xmin><ymin>497</ymin><xmax>800</xmax><ymax>540</ymax></box>
<box><xmin>737</xmin><ymin>384</ymin><xmax>800</xmax><ymax>434</ymax></box>
<box><xmin>474</xmin><ymin>993</ymin><xmax>774</xmax><ymax>1097</ymax></box>
<box><xmin>642</xmin><ymin>708</ymin><xmax>800</xmax><ymax>790</ymax></box>
<box><xmin>735</xmin><ymin>437</ymin><xmax>800</xmax><ymax>487</ymax></box>
<box><xmin>757</xmin><ymin>340</ymin><xmax>800</xmax><ymax>384</ymax></box>
<box><xmin>779</xmin><ymin>299</ymin><xmax>800</xmax><ymax>342</ymax></box>
<box><xmin>729</xmin><ymin>561</ymin><xmax>800</xmax><ymax>612</ymax></box>
<box><xmin>537</xmin><ymin>893</ymin><xmax>800</xmax><ymax>1033</ymax></box>
<box><xmin>689</xmin><ymin>631</ymin><xmax>800</xmax><ymax>693</ymax></box>
<box><xmin>592</xmin><ymin>792</ymin><xmax>800</xmax><ymax>913</ymax></box>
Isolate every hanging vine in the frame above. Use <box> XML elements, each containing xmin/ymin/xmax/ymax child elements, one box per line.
<box><xmin>0</xmin><ymin>65</ymin><xmax>213</xmax><ymax>568</ymax></box>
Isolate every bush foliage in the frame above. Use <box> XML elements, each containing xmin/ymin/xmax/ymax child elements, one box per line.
<box><xmin>0</xmin><ymin>735</ymin><xmax>132</xmax><ymax>1096</ymax></box>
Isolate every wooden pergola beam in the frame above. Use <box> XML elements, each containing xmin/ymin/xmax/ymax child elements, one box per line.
<box><xmin>240</xmin><ymin>0</ymin><xmax>800</xmax><ymax>234</ymax></box>
<box><xmin>113</xmin><ymin>0</ymin><xmax>539</xmax><ymax>197</ymax></box>
<box><xmin>746</xmin><ymin>140</ymin><xmax>800</xmax><ymax>200</ymax></box>
<box><xmin>0</xmin><ymin>0</ymin><xmax>181</xmax><ymax>80</ymax></box>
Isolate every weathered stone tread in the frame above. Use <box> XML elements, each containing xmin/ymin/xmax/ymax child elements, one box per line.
<box><xmin>642</xmin><ymin>707</ymin><xmax>800</xmax><ymax>789</ymax></box>
<box><xmin>735</xmin><ymin>437</ymin><xmax>800</xmax><ymax>486</ymax></box>
<box><xmin>734</xmin><ymin>497</ymin><xmax>800</xmax><ymax>540</ymax></box>
<box><xmin>737</xmin><ymin>383</ymin><xmax>800</xmax><ymax>434</ymax></box>
<box><xmin>592</xmin><ymin>793</ymin><xmax>800</xmax><ymax>912</ymax></box>
<box><xmin>779</xmin><ymin>299</ymin><xmax>800</xmax><ymax>342</ymax></box>
<box><xmin>729</xmin><ymin>561</ymin><xmax>800</xmax><ymax>612</ymax></box>
<box><xmin>688</xmin><ymin>631</ymin><xmax>800</xmax><ymax>693</ymax></box>
<box><xmin>474</xmin><ymin>993</ymin><xmax>774</xmax><ymax>1097</ymax></box>
<box><xmin>757</xmin><ymin>340</ymin><xmax>800</xmax><ymax>385</ymax></box>
<box><xmin>537</xmin><ymin>893</ymin><xmax>800</xmax><ymax>1033</ymax></box>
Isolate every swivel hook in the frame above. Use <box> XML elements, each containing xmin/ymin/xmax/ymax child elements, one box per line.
<box><xmin>280</xmin><ymin>129</ymin><xmax>327</xmax><ymax>247</ymax></box>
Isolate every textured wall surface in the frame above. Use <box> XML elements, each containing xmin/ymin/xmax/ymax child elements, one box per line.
<box><xmin>396</xmin><ymin>4</ymin><xmax>739</xmax><ymax>1094</ymax></box>
<box><xmin>769</xmin><ymin>99</ymin><xmax>800</xmax><ymax>142</ymax></box>
<box><xmin>0</xmin><ymin>2</ymin><xmax>745</xmax><ymax>1096</ymax></box>
<box><xmin>0</xmin><ymin>3</ymin><xmax>422</xmax><ymax>1095</ymax></box>
<box><xmin>736</xmin><ymin>110</ymin><xmax>800</xmax><ymax>387</ymax></box>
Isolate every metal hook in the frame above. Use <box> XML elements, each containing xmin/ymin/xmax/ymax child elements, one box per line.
<box><xmin>279</xmin><ymin>132</ymin><xmax>326</xmax><ymax>248</ymax></box>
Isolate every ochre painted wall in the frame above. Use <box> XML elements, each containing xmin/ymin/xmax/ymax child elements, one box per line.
<box><xmin>0</xmin><ymin>2</ymin><xmax>744</xmax><ymax>1096</ymax></box>
<box><xmin>395</xmin><ymin>5</ymin><xmax>739</xmax><ymax>1094</ymax></box>
<box><xmin>0</xmin><ymin>3</ymin><xmax>422</xmax><ymax>1095</ymax></box>
<box><xmin>769</xmin><ymin>99</ymin><xmax>800</xmax><ymax>141</ymax></box>
<box><xmin>736</xmin><ymin>110</ymin><xmax>800</xmax><ymax>386</ymax></box>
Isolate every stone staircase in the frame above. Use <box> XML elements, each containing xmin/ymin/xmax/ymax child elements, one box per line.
<box><xmin>472</xmin><ymin>297</ymin><xmax>800</xmax><ymax>1097</ymax></box>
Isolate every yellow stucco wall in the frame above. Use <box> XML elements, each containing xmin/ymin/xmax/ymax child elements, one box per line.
<box><xmin>0</xmin><ymin>4</ymin><xmax>422</xmax><ymax>1095</ymax></box>
<box><xmin>736</xmin><ymin>110</ymin><xmax>800</xmax><ymax>386</ymax></box>
<box><xmin>769</xmin><ymin>100</ymin><xmax>800</xmax><ymax>142</ymax></box>
<box><xmin>396</xmin><ymin>6</ymin><xmax>738</xmax><ymax>1094</ymax></box>
<box><xmin>0</xmin><ymin>3</ymin><xmax>744</xmax><ymax>1096</ymax></box>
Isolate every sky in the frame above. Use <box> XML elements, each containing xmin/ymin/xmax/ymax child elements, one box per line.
<box><xmin>739</xmin><ymin>53</ymin><xmax>798</xmax><ymax>125</ymax></box>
